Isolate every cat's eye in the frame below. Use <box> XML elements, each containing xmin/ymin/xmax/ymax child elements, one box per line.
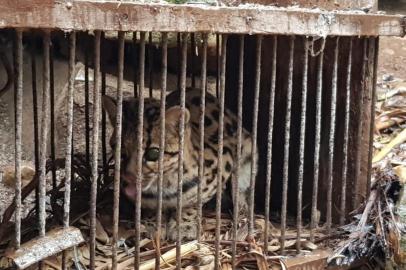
<box><xmin>144</xmin><ymin>147</ymin><xmax>160</xmax><ymax>162</ymax></box>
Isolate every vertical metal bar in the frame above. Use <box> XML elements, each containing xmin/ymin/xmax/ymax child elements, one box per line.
<box><xmin>85</xmin><ymin>35</ymin><xmax>90</xmax><ymax>165</ymax></box>
<box><xmin>39</xmin><ymin>31</ymin><xmax>51</xmax><ymax>238</ymax></box>
<box><xmin>14</xmin><ymin>30</ymin><xmax>23</xmax><ymax>249</ymax></box>
<box><xmin>340</xmin><ymin>38</ymin><xmax>353</xmax><ymax>226</ymax></box>
<box><xmin>176</xmin><ymin>33</ymin><xmax>188</xmax><ymax>270</ymax></box>
<box><xmin>89</xmin><ymin>31</ymin><xmax>101</xmax><ymax>270</ymax></box>
<box><xmin>49</xmin><ymin>39</ymin><xmax>57</xmax><ymax>209</ymax></box>
<box><xmin>62</xmin><ymin>31</ymin><xmax>76</xmax><ymax>270</ymax></box>
<box><xmin>232</xmin><ymin>35</ymin><xmax>244</xmax><ymax>269</ymax></box>
<box><xmin>177</xmin><ymin>33</ymin><xmax>181</xmax><ymax>90</ymax></box>
<box><xmin>366</xmin><ymin>37</ymin><xmax>378</xmax><ymax>198</ymax></box>
<box><xmin>214</xmin><ymin>34</ymin><xmax>227</xmax><ymax>270</ymax></box>
<box><xmin>280</xmin><ymin>36</ymin><xmax>294</xmax><ymax>253</ymax></box>
<box><xmin>148</xmin><ymin>32</ymin><xmax>153</xmax><ymax>97</ymax></box>
<box><xmin>216</xmin><ymin>34</ymin><xmax>220</xmax><ymax>97</ymax></box>
<box><xmin>30</xmin><ymin>34</ymin><xmax>40</xmax><ymax>222</ymax></box>
<box><xmin>353</xmin><ymin>38</ymin><xmax>368</xmax><ymax>211</ymax></box>
<box><xmin>191</xmin><ymin>33</ymin><xmax>196</xmax><ymax>88</ymax></box>
<box><xmin>112</xmin><ymin>31</ymin><xmax>125</xmax><ymax>270</ymax></box>
<box><xmin>133</xmin><ymin>32</ymin><xmax>138</xmax><ymax>97</ymax></box>
<box><xmin>326</xmin><ymin>37</ymin><xmax>339</xmax><ymax>234</ymax></box>
<box><xmin>296</xmin><ymin>37</ymin><xmax>309</xmax><ymax>253</ymax></box>
<box><xmin>134</xmin><ymin>31</ymin><xmax>146</xmax><ymax>269</ymax></box>
<box><xmin>101</xmin><ymin>32</ymin><xmax>107</xmax><ymax>178</ymax></box>
<box><xmin>310</xmin><ymin>44</ymin><xmax>324</xmax><ymax>243</ymax></box>
<box><xmin>264</xmin><ymin>35</ymin><xmax>277</xmax><ymax>256</ymax></box>
<box><xmin>248</xmin><ymin>35</ymin><xmax>262</xmax><ymax>235</ymax></box>
<box><xmin>155</xmin><ymin>32</ymin><xmax>167</xmax><ymax>270</ymax></box>
<box><xmin>197</xmin><ymin>34</ymin><xmax>207</xmax><ymax>242</ymax></box>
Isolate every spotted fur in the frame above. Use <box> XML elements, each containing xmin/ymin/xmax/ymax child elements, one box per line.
<box><xmin>103</xmin><ymin>88</ymin><xmax>256</xmax><ymax>241</ymax></box>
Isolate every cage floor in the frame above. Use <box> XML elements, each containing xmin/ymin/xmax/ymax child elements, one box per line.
<box><xmin>0</xmin><ymin>154</ymin><xmax>336</xmax><ymax>269</ymax></box>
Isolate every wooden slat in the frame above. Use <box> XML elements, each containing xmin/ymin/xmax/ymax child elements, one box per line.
<box><xmin>0</xmin><ymin>0</ymin><xmax>404</xmax><ymax>36</ymax></box>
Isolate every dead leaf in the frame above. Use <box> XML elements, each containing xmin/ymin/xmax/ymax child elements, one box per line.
<box><xmin>373</xmin><ymin>128</ymin><xmax>406</xmax><ymax>163</ymax></box>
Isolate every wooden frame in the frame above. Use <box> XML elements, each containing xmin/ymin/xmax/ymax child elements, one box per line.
<box><xmin>0</xmin><ymin>0</ymin><xmax>404</xmax><ymax>36</ymax></box>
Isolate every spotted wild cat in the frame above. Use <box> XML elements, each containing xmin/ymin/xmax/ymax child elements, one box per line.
<box><xmin>102</xmin><ymin>88</ymin><xmax>257</xmax><ymax>241</ymax></box>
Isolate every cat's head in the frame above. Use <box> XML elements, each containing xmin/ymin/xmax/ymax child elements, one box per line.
<box><xmin>102</xmin><ymin>95</ymin><xmax>191</xmax><ymax>195</ymax></box>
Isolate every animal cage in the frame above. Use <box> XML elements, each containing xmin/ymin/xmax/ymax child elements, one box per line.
<box><xmin>0</xmin><ymin>0</ymin><xmax>405</xmax><ymax>269</ymax></box>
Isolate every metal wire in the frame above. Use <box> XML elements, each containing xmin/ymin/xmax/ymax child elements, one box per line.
<box><xmin>89</xmin><ymin>30</ymin><xmax>101</xmax><ymax>270</ymax></box>
<box><xmin>133</xmin><ymin>32</ymin><xmax>138</xmax><ymax>97</ymax></box>
<box><xmin>264</xmin><ymin>35</ymin><xmax>277</xmax><ymax>256</ymax></box>
<box><xmin>149</xmin><ymin>32</ymin><xmax>153</xmax><ymax>97</ymax></box>
<box><xmin>134</xmin><ymin>31</ymin><xmax>146</xmax><ymax>269</ymax></box>
<box><xmin>326</xmin><ymin>37</ymin><xmax>340</xmax><ymax>234</ymax></box>
<box><xmin>232</xmin><ymin>34</ymin><xmax>244</xmax><ymax>268</ymax></box>
<box><xmin>112</xmin><ymin>31</ymin><xmax>125</xmax><ymax>270</ymax></box>
<box><xmin>310</xmin><ymin>42</ymin><xmax>324</xmax><ymax>243</ymax></box>
<box><xmin>340</xmin><ymin>37</ymin><xmax>353</xmax><ymax>226</ymax></box>
<box><xmin>197</xmin><ymin>34</ymin><xmax>207</xmax><ymax>242</ymax></box>
<box><xmin>214</xmin><ymin>34</ymin><xmax>227</xmax><ymax>270</ymax></box>
<box><xmin>14</xmin><ymin>30</ymin><xmax>23</xmax><ymax>249</ymax></box>
<box><xmin>296</xmin><ymin>37</ymin><xmax>309</xmax><ymax>253</ymax></box>
<box><xmin>248</xmin><ymin>35</ymin><xmax>262</xmax><ymax>236</ymax></box>
<box><xmin>191</xmin><ymin>33</ymin><xmax>196</xmax><ymax>88</ymax></box>
<box><xmin>176</xmin><ymin>33</ymin><xmax>188</xmax><ymax>269</ymax></box>
<box><xmin>62</xmin><ymin>31</ymin><xmax>76</xmax><ymax>270</ymax></box>
<box><xmin>39</xmin><ymin>31</ymin><xmax>51</xmax><ymax>238</ymax></box>
<box><xmin>155</xmin><ymin>32</ymin><xmax>167</xmax><ymax>270</ymax></box>
<box><xmin>280</xmin><ymin>36</ymin><xmax>295</xmax><ymax>253</ymax></box>
<box><xmin>84</xmin><ymin>35</ymin><xmax>90</xmax><ymax>165</ymax></box>
<box><xmin>30</xmin><ymin>33</ymin><xmax>40</xmax><ymax>225</ymax></box>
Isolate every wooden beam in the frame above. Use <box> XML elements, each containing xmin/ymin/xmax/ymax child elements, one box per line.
<box><xmin>0</xmin><ymin>0</ymin><xmax>404</xmax><ymax>36</ymax></box>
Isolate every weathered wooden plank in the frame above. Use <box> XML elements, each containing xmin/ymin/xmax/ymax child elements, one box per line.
<box><xmin>0</xmin><ymin>0</ymin><xmax>404</xmax><ymax>36</ymax></box>
<box><xmin>5</xmin><ymin>226</ymin><xmax>84</xmax><ymax>269</ymax></box>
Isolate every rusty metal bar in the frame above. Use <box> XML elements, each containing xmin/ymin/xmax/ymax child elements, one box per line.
<box><xmin>30</xmin><ymin>34</ymin><xmax>40</xmax><ymax>223</ymax></box>
<box><xmin>155</xmin><ymin>32</ymin><xmax>167</xmax><ymax>270</ymax></box>
<box><xmin>39</xmin><ymin>31</ymin><xmax>51</xmax><ymax>238</ymax></box>
<box><xmin>248</xmin><ymin>35</ymin><xmax>262</xmax><ymax>236</ymax></box>
<box><xmin>149</xmin><ymin>32</ymin><xmax>153</xmax><ymax>97</ymax></box>
<box><xmin>280</xmin><ymin>36</ymin><xmax>294</xmax><ymax>253</ymax></box>
<box><xmin>296</xmin><ymin>37</ymin><xmax>309</xmax><ymax>253</ymax></box>
<box><xmin>14</xmin><ymin>30</ymin><xmax>23</xmax><ymax>249</ymax></box>
<box><xmin>176</xmin><ymin>33</ymin><xmax>188</xmax><ymax>269</ymax></box>
<box><xmin>310</xmin><ymin>43</ymin><xmax>324</xmax><ymax>243</ymax></box>
<box><xmin>89</xmin><ymin>30</ymin><xmax>101</xmax><ymax>270</ymax></box>
<box><xmin>216</xmin><ymin>34</ymin><xmax>220</xmax><ymax>97</ymax></box>
<box><xmin>84</xmin><ymin>34</ymin><xmax>90</xmax><ymax>165</ymax></box>
<box><xmin>63</xmin><ymin>32</ymin><xmax>76</xmax><ymax>228</ymax></box>
<box><xmin>214</xmin><ymin>34</ymin><xmax>227</xmax><ymax>270</ymax></box>
<box><xmin>353</xmin><ymin>38</ymin><xmax>368</xmax><ymax>210</ymax></box>
<box><xmin>191</xmin><ymin>33</ymin><xmax>196</xmax><ymax>88</ymax></box>
<box><xmin>367</xmin><ymin>37</ymin><xmax>378</xmax><ymax>198</ymax></box>
<box><xmin>197</xmin><ymin>33</ymin><xmax>207</xmax><ymax>242</ymax></box>
<box><xmin>177</xmin><ymin>33</ymin><xmax>181</xmax><ymax>90</ymax></box>
<box><xmin>133</xmin><ymin>32</ymin><xmax>139</xmax><ymax>97</ymax></box>
<box><xmin>112</xmin><ymin>31</ymin><xmax>125</xmax><ymax>270</ymax></box>
<box><xmin>340</xmin><ymin>37</ymin><xmax>353</xmax><ymax>226</ymax></box>
<box><xmin>326</xmin><ymin>37</ymin><xmax>340</xmax><ymax>234</ymax></box>
<box><xmin>264</xmin><ymin>35</ymin><xmax>277</xmax><ymax>256</ymax></box>
<box><xmin>101</xmin><ymin>32</ymin><xmax>107</xmax><ymax>178</ymax></box>
<box><xmin>49</xmin><ymin>44</ymin><xmax>56</xmax><ymax>197</ymax></box>
<box><xmin>62</xmin><ymin>31</ymin><xmax>76</xmax><ymax>270</ymax></box>
<box><xmin>232</xmin><ymin>35</ymin><xmax>244</xmax><ymax>269</ymax></box>
<box><xmin>134</xmin><ymin>31</ymin><xmax>146</xmax><ymax>269</ymax></box>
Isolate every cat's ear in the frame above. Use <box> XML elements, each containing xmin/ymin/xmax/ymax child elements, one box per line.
<box><xmin>165</xmin><ymin>106</ymin><xmax>190</xmax><ymax>129</ymax></box>
<box><xmin>102</xmin><ymin>95</ymin><xmax>117</xmax><ymax>125</ymax></box>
